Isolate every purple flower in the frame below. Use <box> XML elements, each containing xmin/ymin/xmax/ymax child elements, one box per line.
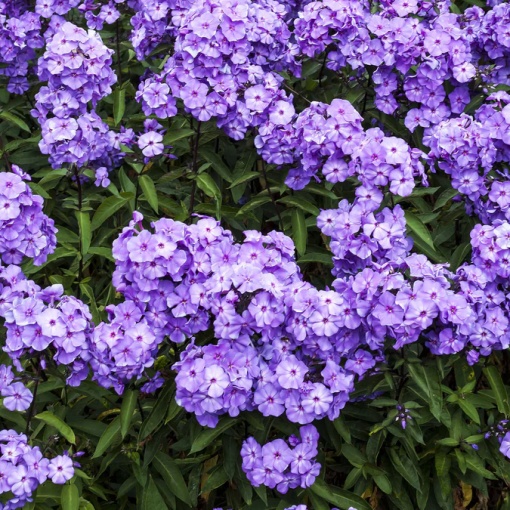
<box><xmin>47</xmin><ymin>455</ymin><xmax>74</xmax><ymax>484</ymax></box>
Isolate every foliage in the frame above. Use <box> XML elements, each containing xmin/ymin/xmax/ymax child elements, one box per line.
<box><xmin>0</xmin><ymin>0</ymin><xmax>508</xmax><ymax>509</ymax></box>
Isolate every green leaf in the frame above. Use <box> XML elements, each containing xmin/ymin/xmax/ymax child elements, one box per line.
<box><xmin>341</xmin><ymin>444</ymin><xmax>367</xmax><ymax>468</ymax></box>
<box><xmin>163</xmin><ymin>128</ymin><xmax>195</xmax><ymax>145</ymax></box>
<box><xmin>228</xmin><ymin>171</ymin><xmax>260</xmax><ymax>189</ymax></box>
<box><xmin>374</xmin><ymin>474</ymin><xmax>392</xmax><ymax>494</ymax></box>
<box><xmin>153</xmin><ymin>451</ymin><xmax>192</xmax><ymax>506</ymax></box>
<box><xmin>436</xmin><ymin>438</ymin><xmax>460</xmax><ymax>447</ymax></box>
<box><xmin>407</xmin><ymin>363</ymin><xmax>443</xmax><ymax>421</ymax></box>
<box><xmin>278</xmin><ymin>196</ymin><xmax>320</xmax><ymax>216</ymax></box>
<box><xmin>139</xmin><ymin>174</ymin><xmax>159</xmax><ymax>213</ymax></box>
<box><xmin>435</xmin><ymin>449</ymin><xmax>451</xmax><ymax>498</ymax></box>
<box><xmin>405</xmin><ymin>211</ymin><xmax>435</xmax><ymax>249</ymax></box>
<box><xmin>75</xmin><ymin>211</ymin><xmax>91</xmax><ymax>257</ymax></box>
<box><xmin>333</xmin><ymin>417</ymin><xmax>351</xmax><ymax>444</ymax></box>
<box><xmin>465</xmin><ymin>455</ymin><xmax>497</xmax><ymax>480</ymax></box>
<box><xmin>61</xmin><ymin>484</ymin><xmax>80</xmax><ymax>510</ymax></box>
<box><xmin>297</xmin><ymin>252</ymin><xmax>334</xmax><ymax>266</ymax></box>
<box><xmin>291</xmin><ymin>208</ymin><xmax>307</xmax><ymax>256</ymax></box>
<box><xmin>309</xmin><ymin>478</ymin><xmax>371</xmax><ymax>510</ymax></box>
<box><xmin>236</xmin><ymin>195</ymin><xmax>272</xmax><ymax>215</ymax></box>
<box><xmin>388</xmin><ymin>448</ymin><xmax>421</xmax><ymax>491</ymax></box>
<box><xmin>450</xmin><ymin>242</ymin><xmax>472</xmax><ymax>271</ymax></box>
<box><xmin>90</xmin><ymin>193</ymin><xmax>132</xmax><ymax>231</ymax></box>
<box><xmin>196</xmin><ymin>173</ymin><xmax>221</xmax><ymax>200</ymax></box>
<box><xmin>200</xmin><ymin>466</ymin><xmax>229</xmax><ymax>494</ymax></box>
<box><xmin>113</xmin><ymin>88</ymin><xmax>126</xmax><ymax>126</ymax></box>
<box><xmin>87</xmin><ymin>246</ymin><xmax>114</xmax><ymax>262</ymax></box>
<box><xmin>34</xmin><ymin>412</ymin><xmax>75</xmax><ymax>445</ymax></box>
<box><xmin>455</xmin><ymin>450</ymin><xmax>467</xmax><ymax>474</ymax></box>
<box><xmin>92</xmin><ymin>416</ymin><xmax>121</xmax><ymax>458</ymax></box>
<box><xmin>139</xmin><ymin>383</ymin><xmax>174</xmax><ymax>440</ymax></box>
<box><xmin>120</xmin><ymin>390</ymin><xmax>138</xmax><ymax>439</ymax></box>
<box><xmin>0</xmin><ymin>111</ymin><xmax>30</xmax><ymax>132</ymax></box>
<box><xmin>483</xmin><ymin>366</ymin><xmax>510</xmax><ymax>417</ymax></box>
<box><xmin>457</xmin><ymin>399</ymin><xmax>480</xmax><ymax>424</ymax></box>
<box><xmin>201</xmin><ymin>149</ymin><xmax>233</xmax><ymax>183</ymax></box>
<box><xmin>142</xmin><ymin>476</ymin><xmax>168</xmax><ymax>510</ymax></box>
<box><xmin>2</xmin><ymin>135</ymin><xmax>41</xmax><ymax>155</ymax></box>
<box><xmin>190</xmin><ymin>418</ymin><xmax>237</xmax><ymax>454</ymax></box>
<box><xmin>434</xmin><ymin>188</ymin><xmax>459</xmax><ymax>211</ymax></box>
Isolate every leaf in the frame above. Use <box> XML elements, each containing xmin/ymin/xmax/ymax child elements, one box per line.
<box><xmin>2</xmin><ymin>135</ymin><xmax>41</xmax><ymax>155</ymax></box>
<box><xmin>236</xmin><ymin>195</ymin><xmax>272</xmax><ymax>215</ymax></box>
<box><xmin>61</xmin><ymin>484</ymin><xmax>80</xmax><ymax>510</ymax></box>
<box><xmin>483</xmin><ymin>366</ymin><xmax>510</xmax><ymax>417</ymax></box>
<box><xmin>201</xmin><ymin>149</ymin><xmax>233</xmax><ymax>183</ymax></box>
<box><xmin>292</xmin><ymin>208</ymin><xmax>307</xmax><ymax>256</ymax></box>
<box><xmin>407</xmin><ymin>363</ymin><xmax>443</xmax><ymax>421</ymax></box>
<box><xmin>333</xmin><ymin>417</ymin><xmax>351</xmax><ymax>444</ymax></box>
<box><xmin>0</xmin><ymin>111</ymin><xmax>30</xmax><ymax>132</ymax></box>
<box><xmin>278</xmin><ymin>196</ymin><xmax>320</xmax><ymax>216</ymax></box>
<box><xmin>434</xmin><ymin>188</ymin><xmax>459</xmax><ymax>211</ymax></box>
<box><xmin>35</xmin><ymin>412</ymin><xmax>75</xmax><ymax>444</ymax></box>
<box><xmin>196</xmin><ymin>173</ymin><xmax>221</xmax><ymax>200</ymax></box>
<box><xmin>75</xmin><ymin>211</ymin><xmax>91</xmax><ymax>257</ymax></box>
<box><xmin>388</xmin><ymin>448</ymin><xmax>421</xmax><ymax>491</ymax></box>
<box><xmin>436</xmin><ymin>438</ymin><xmax>459</xmax><ymax>447</ymax></box>
<box><xmin>341</xmin><ymin>444</ymin><xmax>367</xmax><ymax>468</ymax></box>
<box><xmin>297</xmin><ymin>252</ymin><xmax>334</xmax><ymax>266</ymax></box>
<box><xmin>90</xmin><ymin>193</ymin><xmax>132</xmax><ymax>231</ymax></box>
<box><xmin>163</xmin><ymin>128</ymin><xmax>195</xmax><ymax>145</ymax></box>
<box><xmin>92</xmin><ymin>416</ymin><xmax>121</xmax><ymax>458</ymax></box>
<box><xmin>142</xmin><ymin>476</ymin><xmax>168</xmax><ymax>510</ymax></box>
<box><xmin>457</xmin><ymin>399</ymin><xmax>480</xmax><ymax>424</ymax></box>
<box><xmin>405</xmin><ymin>211</ymin><xmax>435</xmax><ymax>249</ymax></box>
<box><xmin>450</xmin><ymin>242</ymin><xmax>472</xmax><ymax>271</ymax></box>
<box><xmin>139</xmin><ymin>383</ymin><xmax>174</xmax><ymax>440</ymax></box>
<box><xmin>153</xmin><ymin>451</ymin><xmax>192</xmax><ymax>506</ymax></box>
<box><xmin>139</xmin><ymin>174</ymin><xmax>159</xmax><ymax>213</ymax></box>
<box><xmin>309</xmin><ymin>478</ymin><xmax>371</xmax><ymax>510</ymax></box>
<box><xmin>228</xmin><ymin>171</ymin><xmax>260</xmax><ymax>189</ymax></box>
<box><xmin>113</xmin><ymin>88</ymin><xmax>126</xmax><ymax>126</ymax></box>
<box><xmin>190</xmin><ymin>418</ymin><xmax>237</xmax><ymax>454</ymax></box>
<box><xmin>374</xmin><ymin>474</ymin><xmax>392</xmax><ymax>494</ymax></box>
<box><xmin>410</xmin><ymin>232</ymin><xmax>446</xmax><ymax>263</ymax></box>
<box><xmin>435</xmin><ymin>449</ymin><xmax>452</xmax><ymax>498</ymax></box>
<box><xmin>120</xmin><ymin>390</ymin><xmax>138</xmax><ymax>439</ymax></box>
<box><xmin>200</xmin><ymin>466</ymin><xmax>229</xmax><ymax>494</ymax></box>
<box><xmin>87</xmin><ymin>247</ymin><xmax>114</xmax><ymax>262</ymax></box>
<box><xmin>465</xmin><ymin>456</ymin><xmax>497</xmax><ymax>480</ymax></box>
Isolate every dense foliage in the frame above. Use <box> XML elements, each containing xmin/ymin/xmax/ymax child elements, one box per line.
<box><xmin>0</xmin><ymin>0</ymin><xmax>508</xmax><ymax>509</ymax></box>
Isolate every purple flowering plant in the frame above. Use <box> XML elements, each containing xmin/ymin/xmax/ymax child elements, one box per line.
<box><xmin>0</xmin><ymin>0</ymin><xmax>507</xmax><ymax>508</ymax></box>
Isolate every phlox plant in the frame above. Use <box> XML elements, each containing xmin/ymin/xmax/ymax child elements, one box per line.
<box><xmin>0</xmin><ymin>0</ymin><xmax>507</xmax><ymax>509</ymax></box>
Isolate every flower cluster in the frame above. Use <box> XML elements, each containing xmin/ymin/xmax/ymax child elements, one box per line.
<box><xmin>0</xmin><ymin>166</ymin><xmax>57</xmax><ymax>266</ymax></box>
<box><xmin>0</xmin><ymin>365</ymin><xmax>31</xmax><ymax>412</ymax></box>
<box><xmin>135</xmin><ymin>0</ymin><xmax>298</xmax><ymax>138</ymax></box>
<box><xmin>241</xmin><ymin>425</ymin><xmax>321</xmax><ymax>493</ymax></box>
<box><xmin>32</xmin><ymin>20</ymin><xmax>128</xmax><ymax>178</ymax></box>
<box><xmin>113</xmin><ymin>213</ymin><xmax>365</xmax><ymax>427</ymax></box>
<box><xmin>89</xmin><ymin>301</ymin><xmax>162</xmax><ymax>394</ymax></box>
<box><xmin>0</xmin><ymin>430</ymin><xmax>74</xmax><ymax>510</ymax></box>
<box><xmin>255</xmin><ymin>99</ymin><xmax>426</xmax><ymax>194</ymax></box>
<box><xmin>0</xmin><ymin>264</ymin><xmax>94</xmax><ymax>386</ymax></box>
<box><xmin>424</xmin><ymin>92</ymin><xmax>510</xmax><ymax>223</ymax></box>
<box><xmin>0</xmin><ymin>4</ymin><xmax>43</xmax><ymax>94</ymax></box>
<box><xmin>294</xmin><ymin>0</ymin><xmax>509</xmax><ymax>128</ymax></box>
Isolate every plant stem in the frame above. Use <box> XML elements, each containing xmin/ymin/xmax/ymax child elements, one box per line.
<box><xmin>188</xmin><ymin>121</ymin><xmax>202</xmax><ymax>217</ymax></box>
<box><xmin>25</xmin><ymin>376</ymin><xmax>40</xmax><ymax>435</ymax></box>
<box><xmin>115</xmin><ymin>20</ymin><xmax>123</xmax><ymax>86</ymax></box>
<box><xmin>259</xmin><ymin>160</ymin><xmax>284</xmax><ymax>231</ymax></box>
